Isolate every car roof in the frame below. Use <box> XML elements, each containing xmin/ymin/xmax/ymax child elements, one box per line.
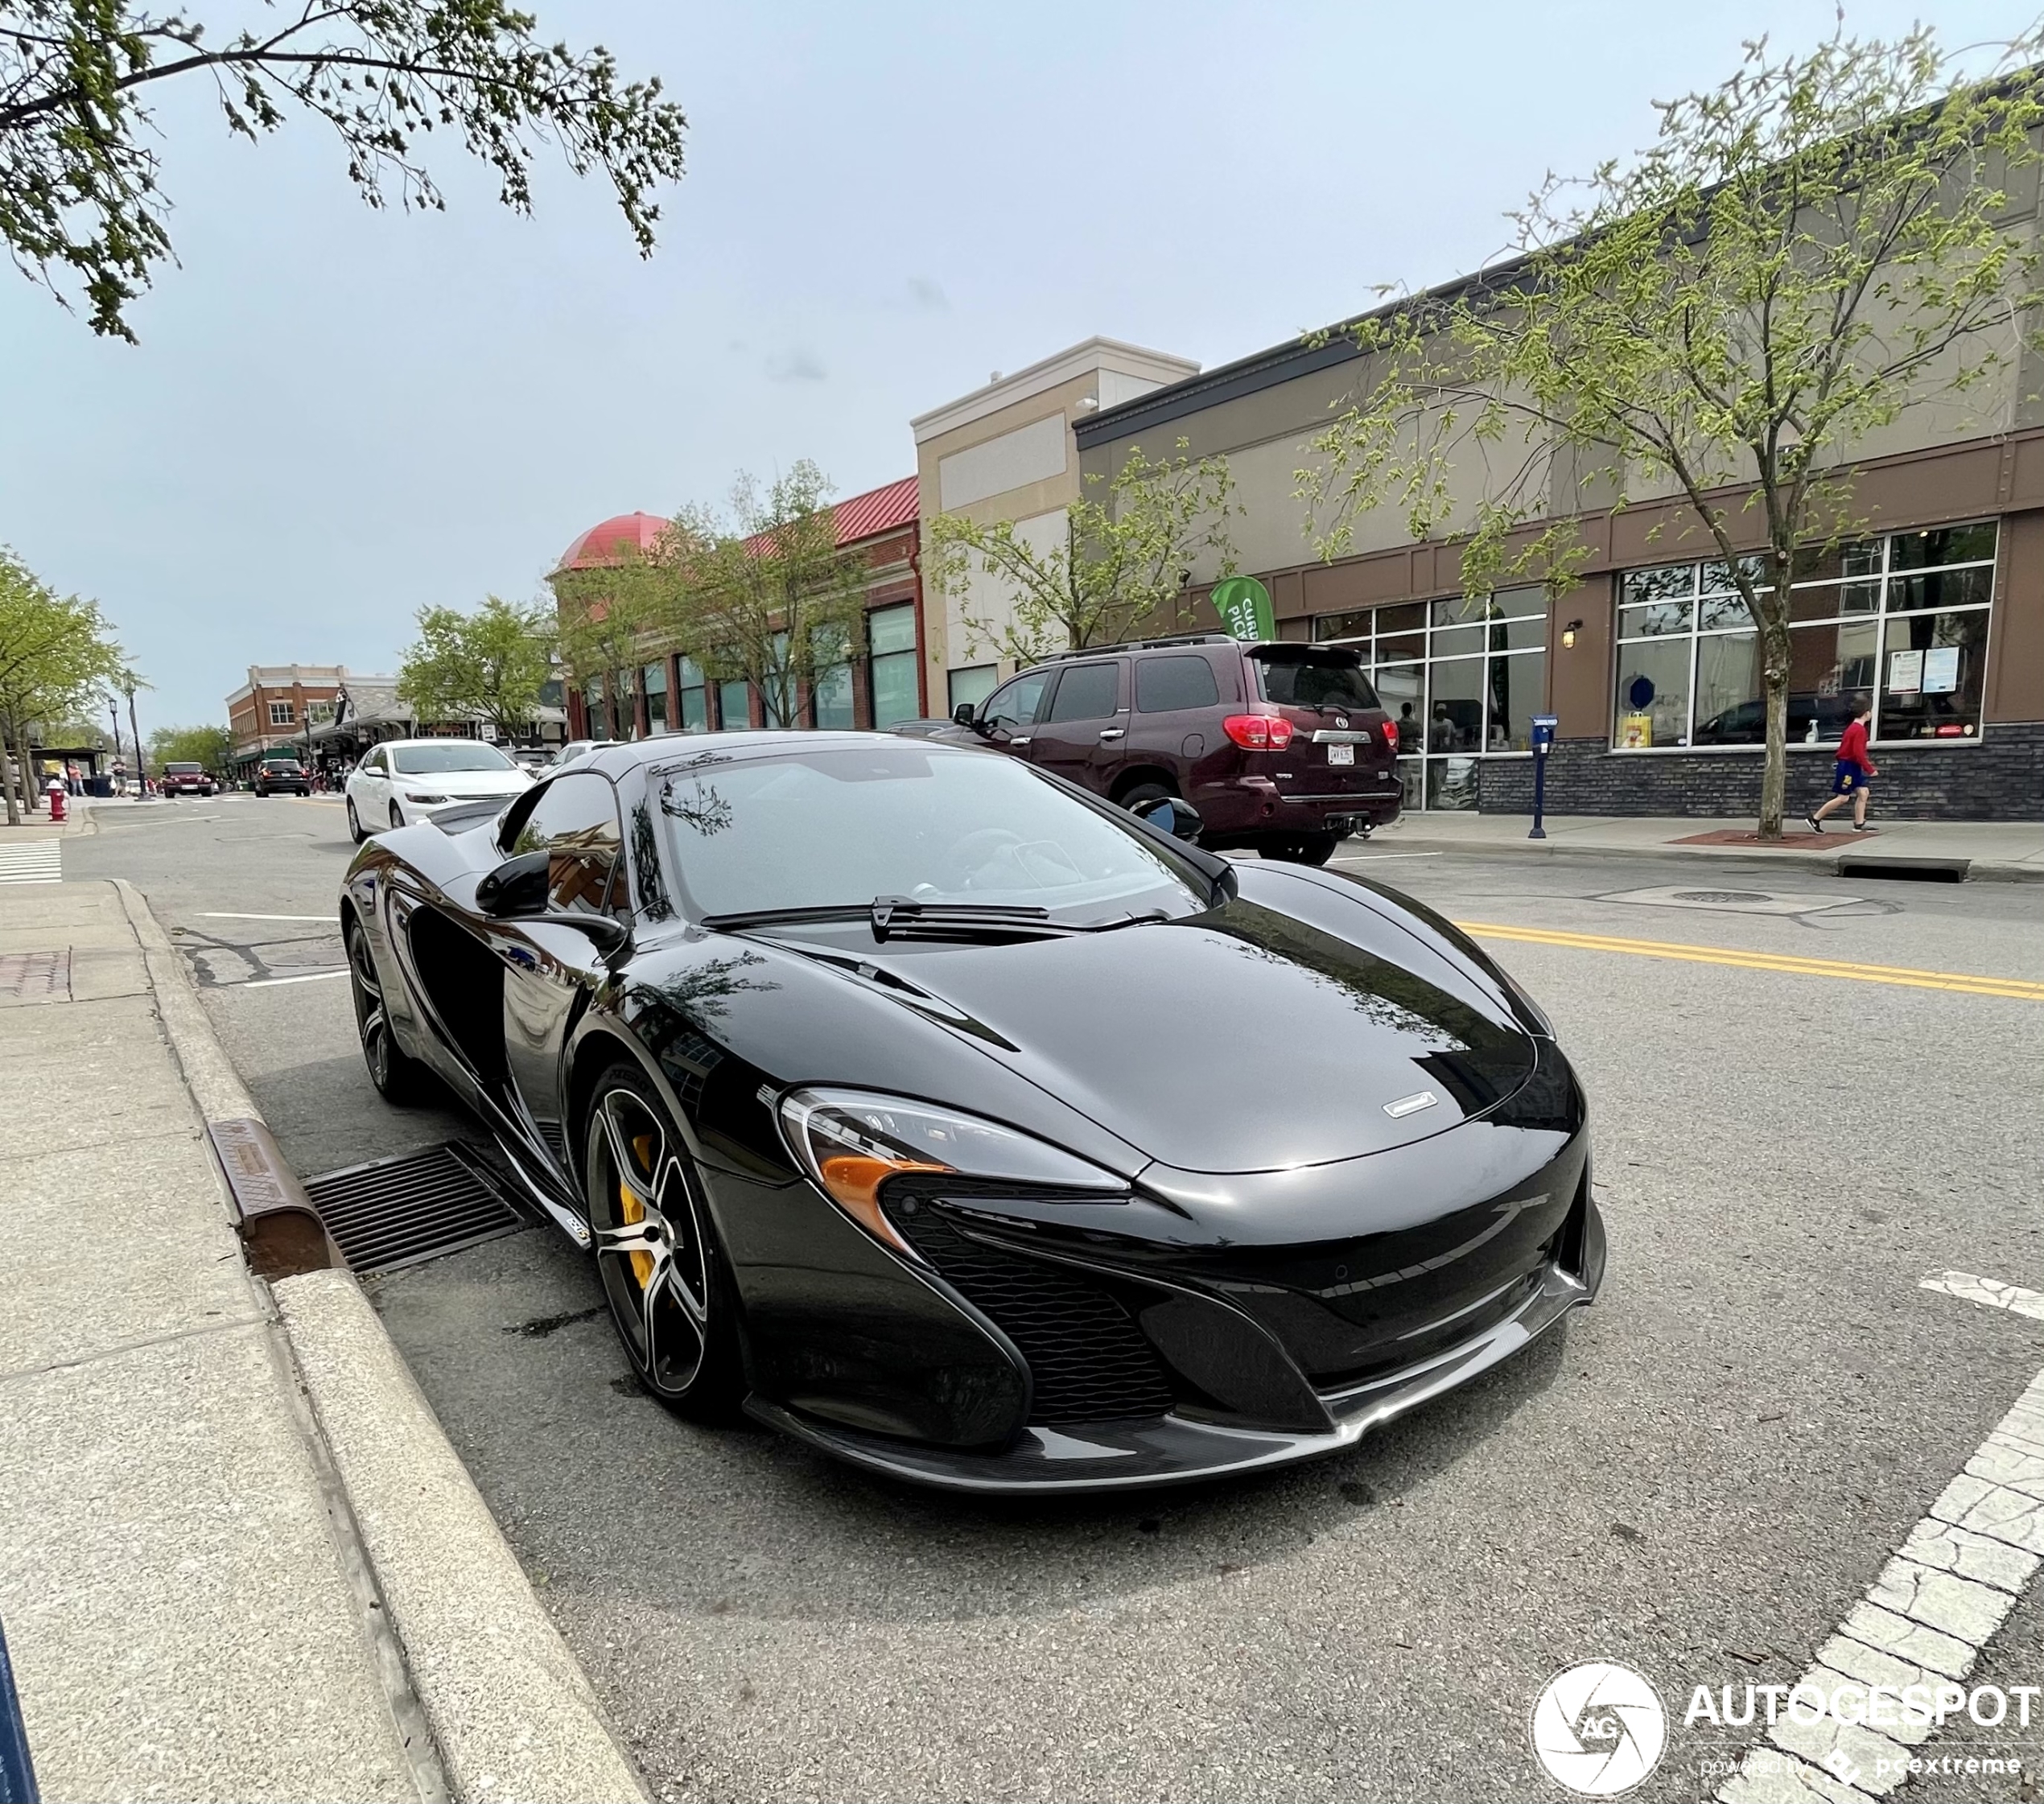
<box><xmin>585</xmin><ymin>730</ymin><xmax>970</xmax><ymax>778</ymax></box>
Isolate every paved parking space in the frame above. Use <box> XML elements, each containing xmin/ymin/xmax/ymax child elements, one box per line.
<box><xmin>68</xmin><ymin>799</ymin><xmax>2044</xmax><ymax>1800</ymax></box>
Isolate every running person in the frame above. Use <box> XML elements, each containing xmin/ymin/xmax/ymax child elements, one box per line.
<box><xmin>1807</xmin><ymin>696</ymin><xmax>1877</xmax><ymax>833</ymax></box>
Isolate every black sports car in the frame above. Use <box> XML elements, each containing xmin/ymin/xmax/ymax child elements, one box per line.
<box><xmin>340</xmin><ymin>731</ymin><xmax>1603</xmax><ymax>1492</ymax></box>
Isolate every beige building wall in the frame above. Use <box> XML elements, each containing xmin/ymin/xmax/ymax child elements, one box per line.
<box><xmin>913</xmin><ymin>337</ymin><xmax>1197</xmax><ymax>713</ymax></box>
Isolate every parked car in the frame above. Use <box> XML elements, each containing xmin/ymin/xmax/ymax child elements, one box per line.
<box><xmin>340</xmin><ymin>730</ymin><xmax>1598</xmax><ymax>1493</ymax></box>
<box><xmin>948</xmin><ymin>633</ymin><xmax>1402</xmax><ymax>864</ymax></box>
<box><xmin>344</xmin><ymin>739</ymin><xmax>535</xmax><ymax>842</ymax></box>
<box><xmin>160</xmin><ymin>762</ymin><xmax>217</xmax><ymax>797</ymax></box>
<box><xmin>253</xmin><ymin>757</ymin><xmax>311</xmax><ymax>797</ymax></box>
<box><xmin>550</xmin><ymin>739</ymin><xmax>621</xmax><ymax>770</ymax></box>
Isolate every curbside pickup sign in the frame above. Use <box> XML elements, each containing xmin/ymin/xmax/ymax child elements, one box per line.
<box><xmin>1211</xmin><ymin>576</ymin><xmax>1275</xmax><ymax>641</ymax></box>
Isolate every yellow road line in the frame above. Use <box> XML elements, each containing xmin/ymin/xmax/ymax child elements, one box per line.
<box><xmin>1455</xmin><ymin>921</ymin><xmax>2044</xmax><ymax>1003</ymax></box>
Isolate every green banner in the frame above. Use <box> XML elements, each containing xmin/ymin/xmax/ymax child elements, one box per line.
<box><xmin>1210</xmin><ymin>575</ymin><xmax>1275</xmax><ymax>641</ymax></box>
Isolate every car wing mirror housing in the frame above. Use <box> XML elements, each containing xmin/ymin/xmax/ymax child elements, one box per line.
<box><xmin>476</xmin><ymin>850</ymin><xmax>550</xmax><ymax>917</ymax></box>
<box><xmin>952</xmin><ymin>701</ymin><xmax>982</xmax><ymax>729</ymax></box>
<box><xmin>1131</xmin><ymin>794</ymin><xmax>1204</xmax><ymax>842</ymax></box>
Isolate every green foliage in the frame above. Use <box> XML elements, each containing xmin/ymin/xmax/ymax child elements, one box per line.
<box><xmin>397</xmin><ymin>595</ymin><xmax>557</xmax><ymax>732</ymax></box>
<box><xmin>929</xmin><ymin>439</ymin><xmax>1238</xmax><ymax>665</ymax></box>
<box><xmin>0</xmin><ymin>0</ymin><xmax>689</xmax><ymax>340</ymax></box>
<box><xmin>147</xmin><ymin>722</ymin><xmax>233</xmax><ymax>772</ymax></box>
<box><xmin>1297</xmin><ymin>25</ymin><xmax>2044</xmax><ymax>834</ymax></box>
<box><xmin>0</xmin><ymin>543</ymin><xmax>126</xmax><ymax>820</ymax></box>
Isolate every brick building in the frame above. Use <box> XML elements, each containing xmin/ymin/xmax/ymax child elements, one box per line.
<box><xmin>225</xmin><ymin>665</ymin><xmax>382</xmax><ymax>772</ymax></box>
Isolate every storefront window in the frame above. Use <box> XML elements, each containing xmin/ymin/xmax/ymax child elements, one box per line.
<box><xmin>643</xmin><ymin>661</ymin><xmax>669</xmax><ymax>735</ymax></box>
<box><xmin>676</xmin><ymin>657</ymin><xmax>708</xmax><ymax>732</ymax></box>
<box><xmin>1315</xmin><ymin>585</ymin><xmax>1547</xmax><ymax>809</ymax></box>
<box><xmin>583</xmin><ymin>677</ymin><xmax>607</xmax><ymax>740</ymax></box>
<box><xmin>948</xmin><ymin>665</ymin><xmax>997</xmax><ymax>716</ymax></box>
<box><xmin>717</xmin><ymin>679</ymin><xmax>751</xmax><ymax>731</ymax></box>
<box><xmin>810</xmin><ymin>624</ymin><xmax>855</xmax><ymax>730</ymax></box>
<box><xmin>1613</xmin><ymin>521</ymin><xmax>1996</xmax><ymax>748</ymax></box>
<box><xmin>868</xmin><ymin>603</ymin><xmax>919</xmax><ymax>727</ymax></box>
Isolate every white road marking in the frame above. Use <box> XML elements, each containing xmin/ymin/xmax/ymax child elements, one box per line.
<box><xmin>1329</xmin><ymin>851</ymin><xmax>1444</xmax><ymax>863</ymax></box>
<box><xmin>0</xmin><ymin>841</ymin><xmax>61</xmax><ymax>883</ymax></box>
<box><xmin>1920</xmin><ymin>1271</ymin><xmax>2044</xmax><ymax>1322</ymax></box>
<box><xmin>242</xmin><ymin>968</ymin><xmax>349</xmax><ymax>988</ymax></box>
<box><xmin>198</xmin><ymin>912</ymin><xmax>341</xmax><ymax>924</ymax></box>
<box><xmin>1716</xmin><ymin>1288</ymin><xmax>2044</xmax><ymax>1801</ymax></box>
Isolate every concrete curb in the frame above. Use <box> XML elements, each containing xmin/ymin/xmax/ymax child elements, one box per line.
<box><xmin>1354</xmin><ymin>830</ymin><xmax>2044</xmax><ymax>883</ymax></box>
<box><xmin>110</xmin><ymin>879</ymin><xmax>649</xmax><ymax>1804</ymax></box>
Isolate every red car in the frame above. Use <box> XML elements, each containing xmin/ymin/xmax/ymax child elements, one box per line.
<box><xmin>160</xmin><ymin>762</ymin><xmax>217</xmax><ymax>797</ymax></box>
<box><xmin>948</xmin><ymin>634</ymin><xmax>1402</xmax><ymax>864</ymax></box>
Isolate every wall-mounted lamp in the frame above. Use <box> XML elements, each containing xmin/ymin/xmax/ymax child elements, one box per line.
<box><xmin>1561</xmin><ymin>619</ymin><xmax>1583</xmax><ymax>650</ymax></box>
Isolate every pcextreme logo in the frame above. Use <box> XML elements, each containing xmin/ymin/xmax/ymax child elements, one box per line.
<box><xmin>1529</xmin><ymin>1661</ymin><xmax>1668</xmax><ymax>1796</ymax></box>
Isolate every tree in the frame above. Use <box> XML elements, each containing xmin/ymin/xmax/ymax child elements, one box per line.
<box><xmin>0</xmin><ymin>546</ymin><xmax>125</xmax><ymax>821</ymax></box>
<box><xmin>397</xmin><ymin>595</ymin><xmax>556</xmax><ymax>735</ymax></box>
<box><xmin>928</xmin><ymin>439</ymin><xmax>1238</xmax><ymax>667</ymax></box>
<box><xmin>0</xmin><ymin>0</ymin><xmax>689</xmax><ymax>340</ymax></box>
<box><xmin>650</xmin><ymin>462</ymin><xmax>867</xmax><ymax>731</ymax></box>
<box><xmin>148</xmin><ymin>723</ymin><xmax>233</xmax><ymax>772</ymax></box>
<box><xmin>553</xmin><ymin>577</ymin><xmax>653</xmax><ymax>739</ymax></box>
<box><xmin>1298</xmin><ymin>27</ymin><xmax>2044</xmax><ymax>838</ymax></box>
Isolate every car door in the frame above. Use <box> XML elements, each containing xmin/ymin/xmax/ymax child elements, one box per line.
<box><xmin>353</xmin><ymin>746</ymin><xmax>390</xmax><ymax>818</ymax></box>
<box><xmin>1028</xmin><ymin>658</ymin><xmax>1127</xmax><ymax>793</ymax></box>
<box><xmin>484</xmin><ymin>771</ymin><xmax>628</xmax><ymax>1176</ymax></box>
<box><xmin>1123</xmin><ymin>649</ymin><xmax>1230</xmax><ymax>797</ymax></box>
<box><xmin>973</xmin><ymin>669</ymin><xmax>1053</xmax><ymax>757</ymax></box>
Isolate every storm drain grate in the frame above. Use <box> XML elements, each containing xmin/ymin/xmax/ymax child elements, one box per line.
<box><xmin>1672</xmin><ymin>890</ymin><xmax>1775</xmax><ymax>904</ymax></box>
<box><xmin>302</xmin><ymin>1140</ymin><xmax>526</xmax><ymax>1273</ymax></box>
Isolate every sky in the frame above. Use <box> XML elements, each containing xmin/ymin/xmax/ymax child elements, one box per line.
<box><xmin>0</xmin><ymin>0</ymin><xmax>2034</xmax><ymax>731</ymax></box>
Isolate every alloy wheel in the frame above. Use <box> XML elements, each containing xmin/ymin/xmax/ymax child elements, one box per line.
<box><xmin>588</xmin><ymin>1085</ymin><xmax>715</xmax><ymax>1397</ymax></box>
<box><xmin>346</xmin><ymin>799</ymin><xmax>364</xmax><ymax>843</ymax></box>
<box><xmin>346</xmin><ymin>919</ymin><xmax>394</xmax><ymax>1090</ymax></box>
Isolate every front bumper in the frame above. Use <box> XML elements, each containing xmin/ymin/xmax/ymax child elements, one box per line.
<box><xmin>747</xmin><ymin>1193</ymin><xmax>1601</xmax><ymax>1493</ymax></box>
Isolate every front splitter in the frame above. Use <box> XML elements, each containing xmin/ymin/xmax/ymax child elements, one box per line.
<box><xmin>745</xmin><ymin>1206</ymin><xmax>1602</xmax><ymax>1495</ymax></box>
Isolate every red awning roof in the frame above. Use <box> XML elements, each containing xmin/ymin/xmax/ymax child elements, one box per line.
<box><xmin>830</xmin><ymin>475</ymin><xmax>919</xmax><ymax>546</ymax></box>
<box><xmin>563</xmin><ymin>479</ymin><xmax>916</xmax><ymax>574</ymax></box>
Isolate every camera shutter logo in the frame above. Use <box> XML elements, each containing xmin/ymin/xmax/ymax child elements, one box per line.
<box><xmin>1529</xmin><ymin>1661</ymin><xmax>1666</xmax><ymax>1795</ymax></box>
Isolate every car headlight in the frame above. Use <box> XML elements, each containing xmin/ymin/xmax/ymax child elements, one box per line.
<box><xmin>777</xmin><ymin>1087</ymin><xmax>1124</xmax><ymax>1254</ymax></box>
<box><xmin>402</xmin><ymin>790</ymin><xmax>448</xmax><ymax>804</ymax></box>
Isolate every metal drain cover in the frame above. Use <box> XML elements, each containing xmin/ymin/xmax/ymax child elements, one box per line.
<box><xmin>1599</xmin><ymin>884</ymin><xmax>1865</xmax><ymax>916</ymax></box>
<box><xmin>1673</xmin><ymin>890</ymin><xmax>1774</xmax><ymax>903</ymax></box>
<box><xmin>303</xmin><ymin>1140</ymin><xmax>525</xmax><ymax>1273</ymax></box>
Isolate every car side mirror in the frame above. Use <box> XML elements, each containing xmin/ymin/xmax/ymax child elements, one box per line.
<box><xmin>1131</xmin><ymin>795</ymin><xmax>1204</xmax><ymax>842</ymax></box>
<box><xmin>476</xmin><ymin>850</ymin><xmax>550</xmax><ymax>918</ymax></box>
<box><xmin>952</xmin><ymin>702</ymin><xmax>979</xmax><ymax>728</ymax></box>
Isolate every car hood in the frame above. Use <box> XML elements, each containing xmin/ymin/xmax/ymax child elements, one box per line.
<box><xmin>387</xmin><ymin>769</ymin><xmax>531</xmax><ymax>795</ymax></box>
<box><xmin>772</xmin><ymin>874</ymin><xmax>1536</xmax><ymax>1175</ymax></box>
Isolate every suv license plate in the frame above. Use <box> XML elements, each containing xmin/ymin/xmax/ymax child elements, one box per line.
<box><xmin>1327</xmin><ymin>743</ymin><xmax>1354</xmax><ymax>765</ymax></box>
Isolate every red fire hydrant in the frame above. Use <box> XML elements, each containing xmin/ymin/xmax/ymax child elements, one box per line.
<box><xmin>46</xmin><ymin>780</ymin><xmax>65</xmax><ymax>823</ymax></box>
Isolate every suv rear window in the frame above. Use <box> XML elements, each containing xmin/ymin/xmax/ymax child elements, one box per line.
<box><xmin>1135</xmin><ymin>655</ymin><xmax>1221</xmax><ymax>713</ymax></box>
<box><xmin>1250</xmin><ymin>649</ymin><xmax>1382</xmax><ymax>711</ymax></box>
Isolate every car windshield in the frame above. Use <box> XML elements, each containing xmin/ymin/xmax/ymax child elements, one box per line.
<box><xmin>390</xmin><ymin>743</ymin><xmax>516</xmax><ymax>775</ymax></box>
<box><xmin>656</xmin><ymin>743</ymin><xmax>1208</xmax><ymax>925</ymax></box>
<box><xmin>1251</xmin><ymin>649</ymin><xmax>1381</xmax><ymax>711</ymax></box>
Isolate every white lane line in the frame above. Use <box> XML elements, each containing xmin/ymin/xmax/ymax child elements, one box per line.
<box><xmin>0</xmin><ymin>842</ymin><xmax>62</xmax><ymax>883</ymax></box>
<box><xmin>198</xmin><ymin>912</ymin><xmax>340</xmax><ymax>924</ymax></box>
<box><xmin>241</xmin><ymin>969</ymin><xmax>349</xmax><ymax>988</ymax></box>
<box><xmin>1920</xmin><ymin>1271</ymin><xmax>2044</xmax><ymax>1323</ymax></box>
<box><xmin>1716</xmin><ymin>1303</ymin><xmax>2044</xmax><ymax>1802</ymax></box>
<box><xmin>1330</xmin><ymin>852</ymin><xmax>1444</xmax><ymax>863</ymax></box>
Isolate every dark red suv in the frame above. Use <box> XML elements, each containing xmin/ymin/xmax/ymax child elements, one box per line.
<box><xmin>948</xmin><ymin>634</ymin><xmax>1401</xmax><ymax>863</ymax></box>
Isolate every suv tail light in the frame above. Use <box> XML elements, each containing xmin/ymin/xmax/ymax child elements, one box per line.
<box><xmin>1222</xmin><ymin>713</ymin><xmax>1296</xmax><ymax>751</ymax></box>
<box><xmin>1383</xmin><ymin>720</ymin><xmax>1399</xmax><ymax>752</ymax></box>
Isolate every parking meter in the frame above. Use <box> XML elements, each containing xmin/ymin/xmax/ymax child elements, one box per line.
<box><xmin>1529</xmin><ymin>714</ymin><xmax>1559</xmax><ymax>841</ymax></box>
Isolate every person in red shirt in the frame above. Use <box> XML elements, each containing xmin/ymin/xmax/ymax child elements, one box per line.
<box><xmin>1807</xmin><ymin>696</ymin><xmax>1878</xmax><ymax>833</ymax></box>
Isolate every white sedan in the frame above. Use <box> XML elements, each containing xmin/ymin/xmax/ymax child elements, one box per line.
<box><xmin>345</xmin><ymin>739</ymin><xmax>535</xmax><ymax>842</ymax></box>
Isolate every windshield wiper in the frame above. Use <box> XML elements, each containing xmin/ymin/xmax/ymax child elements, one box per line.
<box><xmin>699</xmin><ymin>897</ymin><xmax>1078</xmax><ymax>943</ymax></box>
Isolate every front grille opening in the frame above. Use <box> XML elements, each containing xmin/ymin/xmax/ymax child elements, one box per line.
<box><xmin>887</xmin><ymin>1206</ymin><xmax>1173</xmax><ymax>1424</ymax></box>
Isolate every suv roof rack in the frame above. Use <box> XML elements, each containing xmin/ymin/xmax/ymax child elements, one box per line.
<box><xmin>1036</xmin><ymin>632</ymin><xmax>1238</xmax><ymax>663</ymax></box>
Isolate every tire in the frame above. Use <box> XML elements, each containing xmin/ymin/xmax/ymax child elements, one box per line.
<box><xmin>345</xmin><ymin>916</ymin><xmax>431</xmax><ymax>1103</ymax></box>
<box><xmin>346</xmin><ymin>799</ymin><xmax>365</xmax><ymax>845</ymax></box>
<box><xmin>1262</xmin><ymin>833</ymin><xmax>1340</xmax><ymax>867</ymax></box>
<box><xmin>389</xmin><ymin>801</ymin><xmax>405</xmax><ymax>831</ymax></box>
<box><xmin>583</xmin><ymin>1061</ymin><xmax>744</xmax><ymax>1419</ymax></box>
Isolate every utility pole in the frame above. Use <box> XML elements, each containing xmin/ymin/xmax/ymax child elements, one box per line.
<box><xmin>124</xmin><ymin>676</ymin><xmax>142</xmax><ymax>796</ymax></box>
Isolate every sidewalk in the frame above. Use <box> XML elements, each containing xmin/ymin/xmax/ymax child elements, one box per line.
<box><xmin>0</xmin><ymin>880</ymin><xmax>644</xmax><ymax>1802</ymax></box>
<box><xmin>1364</xmin><ymin>809</ymin><xmax>2044</xmax><ymax>879</ymax></box>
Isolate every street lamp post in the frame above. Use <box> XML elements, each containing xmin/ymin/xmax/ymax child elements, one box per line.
<box><xmin>107</xmin><ymin>698</ymin><xmax>123</xmax><ymax>796</ymax></box>
<box><xmin>124</xmin><ymin>677</ymin><xmax>142</xmax><ymax>797</ymax></box>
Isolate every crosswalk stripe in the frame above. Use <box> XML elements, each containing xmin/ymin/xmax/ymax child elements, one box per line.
<box><xmin>0</xmin><ymin>842</ymin><xmax>61</xmax><ymax>884</ymax></box>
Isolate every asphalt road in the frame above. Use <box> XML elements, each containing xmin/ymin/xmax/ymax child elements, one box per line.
<box><xmin>68</xmin><ymin>795</ymin><xmax>2044</xmax><ymax>1802</ymax></box>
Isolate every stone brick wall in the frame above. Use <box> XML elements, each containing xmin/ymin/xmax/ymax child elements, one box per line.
<box><xmin>1473</xmin><ymin>723</ymin><xmax>2044</xmax><ymax>821</ymax></box>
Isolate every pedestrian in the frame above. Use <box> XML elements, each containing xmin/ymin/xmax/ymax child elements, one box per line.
<box><xmin>1807</xmin><ymin>694</ymin><xmax>1878</xmax><ymax>834</ymax></box>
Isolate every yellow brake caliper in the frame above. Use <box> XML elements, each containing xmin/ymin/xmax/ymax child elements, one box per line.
<box><xmin>622</xmin><ymin>1132</ymin><xmax>656</xmax><ymax>1287</ymax></box>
